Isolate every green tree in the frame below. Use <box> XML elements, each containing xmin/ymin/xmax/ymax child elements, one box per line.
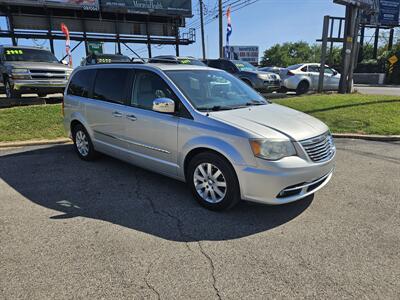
<box><xmin>260</xmin><ymin>41</ymin><xmax>342</xmax><ymax>67</ymax></box>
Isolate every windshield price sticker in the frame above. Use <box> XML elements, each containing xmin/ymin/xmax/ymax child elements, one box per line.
<box><xmin>235</xmin><ymin>63</ymin><xmax>245</xmax><ymax>68</ymax></box>
<box><xmin>98</xmin><ymin>58</ymin><xmax>112</xmax><ymax>63</ymax></box>
<box><xmin>6</xmin><ymin>49</ymin><xmax>24</xmax><ymax>55</ymax></box>
<box><xmin>180</xmin><ymin>59</ymin><xmax>192</xmax><ymax>64</ymax></box>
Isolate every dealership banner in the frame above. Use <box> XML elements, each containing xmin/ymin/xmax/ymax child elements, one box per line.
<box><xmin>100</xmin><ymin>0</ymin><xmax>192</xmax><ymax>16</ymax></box>
<box><xmin>223</xmin><ymin>46</ymin><xmax>259</xmax><ymax>64</ymax></box>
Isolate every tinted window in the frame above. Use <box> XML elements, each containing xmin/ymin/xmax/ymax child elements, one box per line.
<box><xmin>93</xmin><ymin>68</ymin><xmax>132</xmax><ymax>104</ymax></box>
<box><xmin>287</xmin><ymin>64</ymin><xmax>304</xmax><ymax>70</ymax></box>
<box><xmin>67</xmin><ymin>69</ymin><xmax>96</xmax><ymax>98</ymax></box>
<box><xmin>308</xmin><ymin>65</ymin><xmax>320</xmax><ymax>73</ymax></box>
<box><xmin>131</xmin><ymin>70</ymin><xmax>176</xmax><ymax>110</ymax></box>
<box><xmin>207</xmin><ymin>60</ymin><xmax>221</xmax><ymax>69</ymax></box>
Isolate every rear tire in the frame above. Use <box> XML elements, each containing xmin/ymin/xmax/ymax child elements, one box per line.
<box><xmin>296</xmin><ymin>81</ymin><xmax>310</xmax><ymax>95</ymax></box>
<box><xmin>187</xmin><ymin>152</ymin><xmax>241</xmax><ymax>211</ymax></box>
<box><xmin>72</xmin><ymin>124</ymin><xmax>97</xmax><ymax>161</ymax></box>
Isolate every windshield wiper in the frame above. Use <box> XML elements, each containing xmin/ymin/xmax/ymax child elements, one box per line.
<box><xmin>245</xmin><ymin>100</ymin><xmax>267</xmax><ymax>106</ymax></box>
<box><xmin>197</xmin><ymin>105</ymin><xmax>233</xmax><ymax>112</ymax></box>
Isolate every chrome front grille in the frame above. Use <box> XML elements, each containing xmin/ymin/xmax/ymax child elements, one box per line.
<box><xmin>29</xmin><ymin>69</ymin><xmax>67</xmax><ymax>80</ymax></box>
<box><xmin>300</xmin><ymin>132</ymin><xmax>335</xmax><ymax>162</ymax></box>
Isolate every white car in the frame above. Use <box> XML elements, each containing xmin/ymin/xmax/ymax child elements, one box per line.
<box><xmin>280</xmin><ymin>63</ymin><xmax>341</xmax><ymax>95</ymax></box>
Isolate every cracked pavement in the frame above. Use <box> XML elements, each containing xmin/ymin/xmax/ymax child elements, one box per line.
<box><xmin>0</xmin><ymin>139</ymin><xmax>399</xmax><ymax>299</ymax></box>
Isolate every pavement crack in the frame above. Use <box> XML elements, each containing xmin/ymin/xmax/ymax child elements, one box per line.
<box><xmin>134</xmin><ymin>173</ymin><xmax>192</xmax><ymax>251</ymax></box>
<box><xmin>144</xmin><ymin>261</ymin><xmax>161</xmax><ymax>300</ymax></box>
<box><xmin>197</xmin><ymin>242</ymin><xmax>222</xmax><ymax>300</ymax></box>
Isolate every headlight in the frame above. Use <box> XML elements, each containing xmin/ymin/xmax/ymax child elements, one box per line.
<box><xmin>12</xmin><ymin>68</ymin><xmax>29</xmax><ymax>74</ymax></box>
<box><xmin>249</xmin><ymin>139</ymin><xmax>297</xmax><ymax>160</ymax></box>
<box><xmin>257</xmin><ymin>74</ymin><xmax>270</xmax><ymax>80</ymax></box>
<box><xmin>11</xmin><ymin>68</ymin><xmax>30</xmax><ymax>79</ymax></box>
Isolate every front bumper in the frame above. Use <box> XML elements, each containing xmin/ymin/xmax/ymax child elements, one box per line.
<box><xmin>235</xmin><ymin>154</ymin><xmax>335</xmax><ymax>205</ymax></box>
<box><xmin>254</xmin><ymin>79</ymin><xmax>281</xmax><ymax>92</ymax></box>
<box><xmin>11</xmin><ymin>79</ymin><xmax>68</xmax><ymax>93</ymax></box>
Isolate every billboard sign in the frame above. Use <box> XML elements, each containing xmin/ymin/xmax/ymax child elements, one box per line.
<box><xmin>223</xmin><ymin>46</ymin><xmax>259</xmax><ymax>64</ymax></box>
<box><xmin>100</xmin><ymin>0</ymin><xmax>192</xmax><ymax>17</ymax></box>
<box><xmin>378</xmin><ymin>0</ymin><xmax>400</xmax><ymax>26</ymax></box>
<box><xmin>0</xmin><ymin>0</ymin><xmax>99</xmax><ymax>10</ymax></box>
<box><xmin>333</xmin><ymin>0</ymin><xmax>377</xmax><ymax>9</ymax></box>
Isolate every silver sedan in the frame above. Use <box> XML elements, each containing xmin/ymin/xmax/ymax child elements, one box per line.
<box><xmin>280</xmin><ymin>63</ymin><xmax>341</xmax><ymax>94</ymax></box>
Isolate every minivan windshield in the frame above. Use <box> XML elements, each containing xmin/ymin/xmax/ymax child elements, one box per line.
<box><xmin>232</xmin><ymin>60</ymin><xmax>257</xmax><ymax>72</ymax></box>
<box><xmin>166</xmin><ymin>69</ymin><xmax>267</xmax><ymax>111</ymax></box>
<box><xmin>3</xmin><ymin>48</ymin><xmax>59</xmax><ymax>63</ymax></box>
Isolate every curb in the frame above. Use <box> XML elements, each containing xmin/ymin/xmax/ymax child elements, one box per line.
<box><xmin>0</xmin><ymin>138</ymin><xmax>71</xmax><ymax>148</ymax></box>
<box><xmin>332</xmin><ymin>133</ymin><xmax>400</xmax><ymax>142</ymax></box>
<box><xmin>1</xmin><ymin>134</ymin><xmax>399</xmax><ymax>149</ymax></box>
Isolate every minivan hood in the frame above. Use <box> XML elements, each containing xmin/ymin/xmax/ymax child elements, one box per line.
<box><xmin>4</xmin><ymin>61</ymin><xmax>72</xmax><ymax>71</ymax></box>
<box><xmin>209</xmin><ymin>104</ymin><xmax>329</xmax><ymax>141</ymax></box>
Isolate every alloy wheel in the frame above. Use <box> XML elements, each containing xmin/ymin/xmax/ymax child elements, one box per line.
<box><xmin>75</xmin><ymin>130</ymin><xmax>89</xmax><ymax>157</ymax></box>
<box><xmin>193</xmin><ymin>163</ymin><xmax>227</xmax><ymax>203</ymax></box>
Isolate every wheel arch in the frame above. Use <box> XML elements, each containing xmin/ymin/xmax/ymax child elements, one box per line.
<box><xmin>69</xmin><ymin>112</ymin><xmax>93</xmax><ymax>139</ymax></box>
<box><xmin>180</xmin><ymin>137</ymin><xmax>249</xmax><ymax>181</ymax></box>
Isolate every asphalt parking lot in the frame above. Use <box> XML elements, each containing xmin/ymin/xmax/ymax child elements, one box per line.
<box><xmin>0</xmin><ymin>139</ymin><xmax>399</xmax><ymax>299</ymax></box>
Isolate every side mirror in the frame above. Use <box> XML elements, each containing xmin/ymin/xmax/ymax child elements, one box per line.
<box><xmin>152</xmin><ymin>98</ymin><xmax>175</xmax><ymax>114</ymax></box>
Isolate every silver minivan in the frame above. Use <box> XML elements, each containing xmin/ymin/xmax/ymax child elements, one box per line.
<box><xmin>63</xmin><ymin>63</ymin><xmax>335</xmax><ymax>211</ymax></box>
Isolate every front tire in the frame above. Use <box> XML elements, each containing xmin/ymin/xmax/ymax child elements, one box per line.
<box><xmin>72</xmin><ymin>124</ymin><xmax>97</xmax><ymax>161</ymax></box>
<box><xmin>4</xmin><ymin>78</ymin><xmax>21</xmax><ymax>99</ymax></box>
<box><xmin>187</xmin><ymin>152</ymin><xmax>241</xmax><ymax>211</ymax></box>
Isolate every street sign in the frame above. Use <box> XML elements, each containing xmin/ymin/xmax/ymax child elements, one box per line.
<box><xmin>388</xmin><ymin>54</ymin><xmax>398</xmax><ymax>65</ymax></box>
<box><xmin>379</xmin><ymin>0</ymin><xmax>400</xmax><ymax>26</ymax></box>
<box><xmin>88</xmin><ymin>42</ymin><xmax>103</xmax><ymax>55</ymax></box>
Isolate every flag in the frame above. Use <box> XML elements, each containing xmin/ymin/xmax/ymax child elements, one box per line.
<box><xmin>226</xmin><ymin>6</ymin><xmax>232</xmax><ymax>59</ymax></box>
<box><xmin>61</xmin><ymin>23</ymin><xmax>72</xmax><ymax>67</ymax></box>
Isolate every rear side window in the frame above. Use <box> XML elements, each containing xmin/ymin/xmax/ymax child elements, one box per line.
<box><xmin>93</xmin><ymin>68</ymin><xmax>132</xmax><ymax>105</ymax></box>
<box><xmin>67</xmin><ymin>69</ymin><xmax>96</xmax><ymax>97</ymax></box>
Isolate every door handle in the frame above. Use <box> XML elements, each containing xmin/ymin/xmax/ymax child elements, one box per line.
<box><xmin>112</xmin><ymin>111</ymin><xmax>123</xmax><ymax>117</ymax></box>
<box><xmin>126</xmin><ymin>114</ymin><xmax>137</xmax><ymax>121</ymax></box>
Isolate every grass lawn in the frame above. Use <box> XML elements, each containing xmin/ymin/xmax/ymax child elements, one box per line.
<box><xmin>0</xmin><ymin>104</ymin><xmax>66</xmax><ymax>142</ymax></box>
<box><xmin>274</xmin><ymin>94</ymin><xmax>400</xmax><ymax>135</ymax></box>
<box><xmin>0</xmin><ymin>93</ymin><xmax>399</xmax><ymax>142</ymax></box>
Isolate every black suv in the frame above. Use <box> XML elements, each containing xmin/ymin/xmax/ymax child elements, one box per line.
<box><xmin>204</xmin><ymin>59</ymin><xmax>281</xmax><ymax>93</ymax></box>
<box><xmin>148</xmin><ymin>55</ymin><xmax>206</xmax><ymax>66</ymax></box>
<box><xmin>81</xmin><ymin>54</ymin><xmax>132</xmax><ymax>66</ymax></box>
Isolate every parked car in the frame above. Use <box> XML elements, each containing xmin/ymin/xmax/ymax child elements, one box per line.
<box><xmin>258</xmin><ymin>66</ymin><xmax>284</xmax><ymax>75</ymax></box>
<box><xmin>0</xmin><ymin>45</ymin><xmax>73</xmax><ymax>98</ymax></box>
<box><xmin>81</xmin><ymin>53</ymin><xmax>131</xmax><ymax>66</ymax></box>
<box><xmin>280</xmin><ymin>63</ymin><xmax>341</xmax><ymax>95</ymax></box>
<box><xmin>205</xmin><ymin>59</ymin><xmax>281</xmax><ymax>93</ymax></box>
<box><xmin>148</xmin><ymin>55</ymin><xmax>206</xmax><ymax>66</ymax></box>
<box><xmin>64</xmin><ymin>64</ymin><xmax>335</xmax><ymax>211</ymax></box>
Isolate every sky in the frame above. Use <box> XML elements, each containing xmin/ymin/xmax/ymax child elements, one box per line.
<box><xmin>0</xmin><ymin>0</ymin><xmax>346</xmax><ymax>66</ymax></box>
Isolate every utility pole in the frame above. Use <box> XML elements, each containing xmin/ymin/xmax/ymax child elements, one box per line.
<box><xmin>318</xmin><ymin>15</ymin><xmax>330</xmax><ymax>93</ymax></box>
<box><xmin>218</xmin><ymin>0</ymin><xmax>223</xmax><ymax>58</ymax></box>
<box><xmin>199</xmin><ymin>0</ymin><xmax>206</xmax><ymax>59</ymax></box>
<box><xmin>339</xmin><ymin>5</ymin><xmax>359</xmax><ymax>94</ymax></box>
